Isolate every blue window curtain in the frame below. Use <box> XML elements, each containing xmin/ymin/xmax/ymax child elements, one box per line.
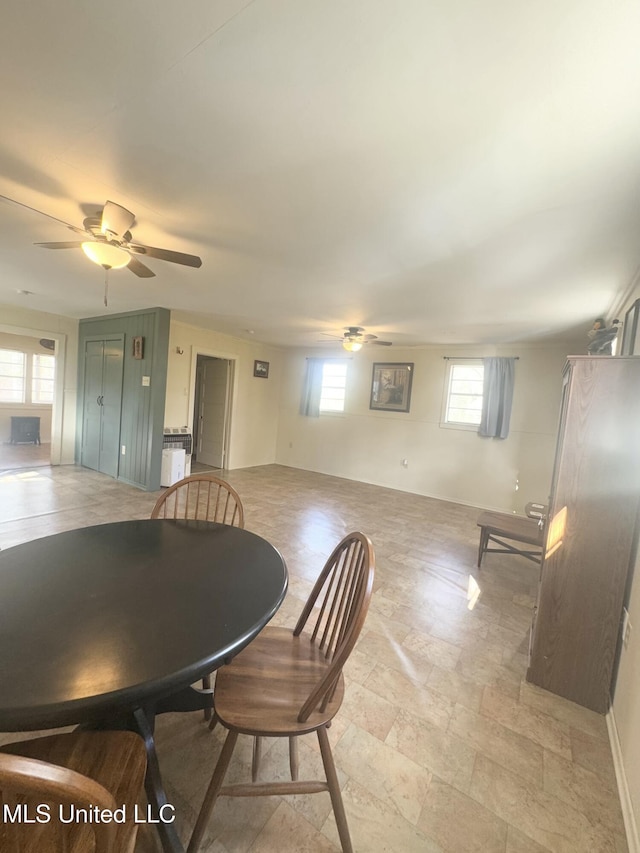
<box><xmin>300</xmin><ymin>358</ymin><xmax>324</xmax><ymax>417</ymax></box>
<box><xmin>478</xmin><ymin>357</ymin><xmax>516</xmax><ymax>439</ymax></box>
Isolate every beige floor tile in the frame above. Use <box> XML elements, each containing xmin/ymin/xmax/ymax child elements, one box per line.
<box><xmin>339</xmin><ymin>681</ymin><xmax>399</xmax><ymax>741</ymax></box>
<box><xmin>480</xmin><ymin>687</ymin><xmax>572</xmax><ymax>760</ymax></box>
<box><xmin>505</xmin><ymin>825</ymin><xmax>552</xmax><ymax>853</ymax></box>
<box><xmin>425</xmin><ymin>664</ymin><xmax>484</xmax><ymax>713</ymax></box>
<box><xmin>386</xmin><ymin>708</ymin><xmax>476</xmax><ymax>794</ymax></box>
<box><xmin>250</xmin><ymin>801</ymin><xmax>339</xmax><ymax>852</ymax></box>
<box><xmin>334</xmin><ymin>722</ymin><xmax>434</xmax><ymax>824</ymax></box>
<box><xmin>417</xmin><ymin>775</ymin><xmax>508</xmax><ymax>852</ymax></box>
<box><xmin>449</xmin><ymin>703</ymin><xmax>544</xmax><ymax>787</ymax></box>
<box><xmin>569</xmin><ymin>726</ymin><xmax>619</xmax><ymax>793</ymax></box>
<box><xmin>519</xmin><ymin>681</ymin><xmax>608</xmax><ymax>742</ymax></box>
<box><xmin>357</xmin><ymin>629</ymin><xmax>433</xmax><ymax>685</ymax></box>
<box><xmin>364</xmin><ymin>663</ymin><xmax>454</xmax><ymax>731</ymax></box>
<box><xmin>542</xmin><ymin>748</ymin><xmax>626</xmax><ymax>837</ymax></box>
<box><xmin>402</xmin><ymin>629</ymin><xmax>462</xmax><ymax>671</ymax></box>
<box><xmin>469</xmin><ymin>753</ymin><xmax>619</xmax><ymax>853</ymax></box>
<box><xmin>321</xmin><ymin>778</ymin><xmax>444</xmax><ymax>852</ymax></box>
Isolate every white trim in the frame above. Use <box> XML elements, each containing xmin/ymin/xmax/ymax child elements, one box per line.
<box><xmin>607</xmin><ymin>707</ymin><xmax>639</xmax><ymax>853</ymax></box>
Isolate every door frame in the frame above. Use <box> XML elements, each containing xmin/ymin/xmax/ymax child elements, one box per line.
<box><xmin>187</xmin><ymin>348</ymin><xmax>236</xmax><ymax>470</ymax></box>
<box><xmin>0</xmin><ymin>323</ymin><xmax>67</xmax><ymax>466</ymax></box>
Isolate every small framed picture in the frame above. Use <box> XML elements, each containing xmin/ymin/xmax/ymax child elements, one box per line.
<box><xmin>254</xmin><ymin>359</ymin><xmax>269</xmax><ymax>378</ymax></box>
<box><xmin>370</xmin><ymin>362</ymin><xmax>414</xmax><ymax>412</ymax></box>
<box><xmin>132</xmin><ymin>336</ymin><xmax>144</xmax><ymax>359</ymax></box>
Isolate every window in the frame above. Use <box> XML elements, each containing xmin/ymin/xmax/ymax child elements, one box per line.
<box><xmin>319</xmin><ymin>361</ymin><xmax>348</xmax><ymax>413</ymax></box>
<box><xmin>0</xmin><ymin>349</ymin><xmax>26</xmax><ymax>403</ymax></box>
<box><xmin>443</xmin><ymin>361</ymin><xmax>484</xmax><ymax>426</ymax></box>
<box><xmin>32</xmin><ymin>354</ymin><xmax>55</xmax><ymax>403</ymax></box>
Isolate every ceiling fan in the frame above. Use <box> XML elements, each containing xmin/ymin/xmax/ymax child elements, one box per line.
<box><xmin>30</xmin><ymin>199</ymin><xmax>202</xmax><ymax>278</ymax></box>
<box><xmin>320</xmin><ymin>326</ymin><xmax>393</xmax><ymax>352</ymax></box>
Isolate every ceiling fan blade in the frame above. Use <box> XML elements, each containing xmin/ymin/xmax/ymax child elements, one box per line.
<box><xmin>364</xmin><ymin>334</ymin><xmax>378</xmax><ymax>341</ymax></box>
<box><xmin>371</xmin><ymin>340</ymin><xmax>393</xmax><ymax>346</ymax></box>
<box><xmin>1</xmin><ymin>194</ymin><xmax>87</xmax><ymax>234</ymax></box>
<box><xmin>34</xmin><ymin>241</ymin><xmax>84</xmax><ymax>249</ymax></box>
<box><xmin>101</xmin><ymin>201</ymin><xmax>135</xmax><ymax>239</ymax></box>
<box><xmin>129</xmin><ymin>244</ymin><xmax>202</xmax><ymax>268</ymax></box>
<box><xmin>127</xmin><ymin>256</ymin><xmax>156</xmax><ymax>278</ymax></box>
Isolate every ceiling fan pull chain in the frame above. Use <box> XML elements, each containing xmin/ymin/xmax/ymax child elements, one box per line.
<box><xmin>104</xmin><ymin>268</ymin><xmax>109</xmax><ymax>307</ymax></box>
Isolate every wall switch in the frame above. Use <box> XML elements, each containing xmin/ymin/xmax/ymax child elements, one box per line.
<box><xmin>402</xmin><ymin>458</ymin><xmax>408</xmax><ymax>467</ymax></box>
<box><xmin>142</xmin><ymin>376</ymin><xmax>150</xmax><ymax>386</ymax></box>
<box><xmin>121</xmin><ymin>445</ymin><xmax>126</xmax><ymax>455</ymax></box>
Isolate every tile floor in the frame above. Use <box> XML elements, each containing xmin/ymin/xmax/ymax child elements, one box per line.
<box><xmin>0</xmin><ymin>463</ymin><xmax>628</xmax><ymax>853</ymax></box>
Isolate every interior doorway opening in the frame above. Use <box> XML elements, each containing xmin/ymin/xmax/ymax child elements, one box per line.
<box><xmin>0</xmin><ymin>328</ymin><xmax>64</xmax><ymax>473</ymax></box>
<box><xmin>191</xmin><ymin>354</ymin><xmax>234</xmax><ymax>472</ymax></box>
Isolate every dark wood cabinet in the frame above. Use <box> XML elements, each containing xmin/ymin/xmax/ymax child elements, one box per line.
<box><xmin>527</xmin><ymin>356</ymin><xmax>640</xmax><ymax>713</ymax></box>
<box><xmin>10</xmin><ymin>416</ymin><xmax>41</xmax><ymax>445</ymax></box>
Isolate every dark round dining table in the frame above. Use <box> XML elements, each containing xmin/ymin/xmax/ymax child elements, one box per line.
<box><xmin>0</xmin><ymin>518</ymin><xmax>288</xmax><ymax>852</ymax></box>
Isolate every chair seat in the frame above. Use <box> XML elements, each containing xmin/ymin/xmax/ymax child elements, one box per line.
<box><xmin>476</xmin><ymin>510</ymin><xmax>543</xmax><ymax>545</ymax></box>
<box><xmin>214</xmin><ymin>626</ymin><xmax>345</xmax><ymax>736</ymax></box>
<box><xmin>0</xmin><ymin>731</ymin><xmax>146</xmax><ymax>853</ymax></box>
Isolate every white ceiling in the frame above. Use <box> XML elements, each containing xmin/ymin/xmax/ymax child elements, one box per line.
<box><xmin>1</xmin><ymin>0</ymin><xmax>639</xmax><ymax>348</ymax></box>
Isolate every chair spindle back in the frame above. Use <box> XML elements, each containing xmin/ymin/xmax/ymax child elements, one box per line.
<box><xmin>294</xmin><ymin>532</ymin><xmax>374</xmax><ymax>722</ymax></box>
<box><xmin>151</xmin><ymin>474</ymin><xmax>244</xmax><ymax>528</ymax></box>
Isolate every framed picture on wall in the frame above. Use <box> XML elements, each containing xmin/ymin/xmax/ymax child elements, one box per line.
<box><xmin>370</xmin><ymin>363</ymin><xmax>414</xmax><ymax>412</ymax></box>
<box><xmin>132</xmin><ymin>336</ymin><xmax>144</xmax><ymax>359</ymax></box>
<box><xmin>620</xmin><ymin>299</ymin><xmax>640</xmax><ymax>356</ymax></box>
<box><xmin>253</xmin><ymin>360</ymin><xmax>269</xmax><ymax>378</ymax></box>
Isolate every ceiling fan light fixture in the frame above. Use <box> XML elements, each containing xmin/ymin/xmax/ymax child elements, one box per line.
<box><xmin>343</xmin><ymin>339</ymin><xmax>363</xmax><ymax>352</ymax></box>
<box><xmin>81</xmin><ymin>241</ymin><xmax>130</xmax><ymax>270</ymax></box>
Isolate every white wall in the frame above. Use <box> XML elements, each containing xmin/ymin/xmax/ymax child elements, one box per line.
<box><xmin>276</xmin><ymin>342</ymin><xmax>571</xmax><ymax>512</ymax></box>
<box><xmin>611</xmin><ymin>281</ymin><xmax>640</xmax><ymax>849</ymax></box>
<box><xmin>164</xmin><ymin>320</ymin><xmax>283</xmax><ymax>470</ymax></box>
<box><xmin>0</xmin><ymin>305</ymin><xmax>78</xmax><ymax>464</ymax></box>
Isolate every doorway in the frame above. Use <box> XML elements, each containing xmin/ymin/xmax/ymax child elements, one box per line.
<box><xmin>192</xmin><ymin>355</ymin><xmax>233</xmax><ymax>470</ymax></box>
<box><xmin>0</xmin><ymin>328</ymin><xmax>63</xmax><ymax>472</ymax></box>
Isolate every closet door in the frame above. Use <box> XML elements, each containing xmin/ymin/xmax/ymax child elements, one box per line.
<box><xmin>81</xmin><ymin>341</ymin><xmax>105</xmax><ymax>471</ymax></box>
<box><xmin>81</xmin><ymin>337</ymin><xmax>124</xmax><ymax>477</ymax></box>
<box><xmin>98</xmin><ymin>340</ymin><xmax>124</xmax><ymax>477</ymax></box>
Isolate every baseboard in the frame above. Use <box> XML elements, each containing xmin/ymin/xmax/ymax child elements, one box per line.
<box><xmin>607</xmin><ymin>708</ymin><xmax>639</xmax><ymax>853</ymax></box>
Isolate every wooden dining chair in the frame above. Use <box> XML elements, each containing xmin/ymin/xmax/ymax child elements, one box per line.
<box><xmin>0</xmin><ymin>730</ymin><xmax>147</xmax><ymax>853</ymax></box>
<box><xmin>187</xmin><ymin>531</ymin><xmax>375</xmax><ymax>853</ymax></box>
<box><xmin>152</xmin><ymin>473</ymin><xmax>245</xmax><ymax>720</ymax></box>
<box><xmin>151</xmin><ymin>473</ymin><xmax>245</xmax><ymax>528</ymax></box>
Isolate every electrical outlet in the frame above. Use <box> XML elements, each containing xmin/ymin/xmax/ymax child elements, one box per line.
<box><xmin>121</xmin><ymin>445</ymin><xmax>126</xmax><ymax>456</ymax></box>
<box><xmin>402</xmin><ymin>458</ymin><xmax>408</xmax><ymax>467</ymax></box>
<box><xmin>622</xmin><ymin>608</ymin><xmax>632</xmax><ymax>648</ymax></box>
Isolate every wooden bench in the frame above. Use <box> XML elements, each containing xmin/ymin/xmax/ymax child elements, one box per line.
<box><xmin>476</xmin><ymin>510</ymin><xmax>544</xmax><ymax>568</ymax></box>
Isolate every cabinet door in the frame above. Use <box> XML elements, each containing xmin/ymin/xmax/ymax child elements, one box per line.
<box><xmin>527</xmin><ymin>357</ymin><xmax>640</xmax><ymax>712</ymax></box>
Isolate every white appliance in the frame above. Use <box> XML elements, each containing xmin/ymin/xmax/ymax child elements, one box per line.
<box><xmin>161</xmin><ymin>448</ymin><xmax>186</xmax><ymax>487</ymax></box>
<box><xmin>162</xmin><ymin>428</ymin><xmax>192</xmax><ymax>478</ymax></box>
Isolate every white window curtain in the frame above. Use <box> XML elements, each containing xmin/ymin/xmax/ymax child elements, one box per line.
<box><xmin>478</xmin><ymin>357</ymin><xmax>516</xmax><ymax>439</ymax></box>
<box><xmin>300</xmin><ymin>358</ymin><xmax>324</xmax><ymax>417</ymax></box>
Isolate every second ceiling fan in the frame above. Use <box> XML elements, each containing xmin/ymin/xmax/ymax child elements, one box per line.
<box><xmin>321</xmin><ymin>326</ymin><xmax>393</xmax><ymax>352</ymax></box>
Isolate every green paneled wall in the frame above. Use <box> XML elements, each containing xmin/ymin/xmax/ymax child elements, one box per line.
<box><xmin>77</xmin><ymin>307</ymin><xmax>170</xmax><ymax>490</ymax></box>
